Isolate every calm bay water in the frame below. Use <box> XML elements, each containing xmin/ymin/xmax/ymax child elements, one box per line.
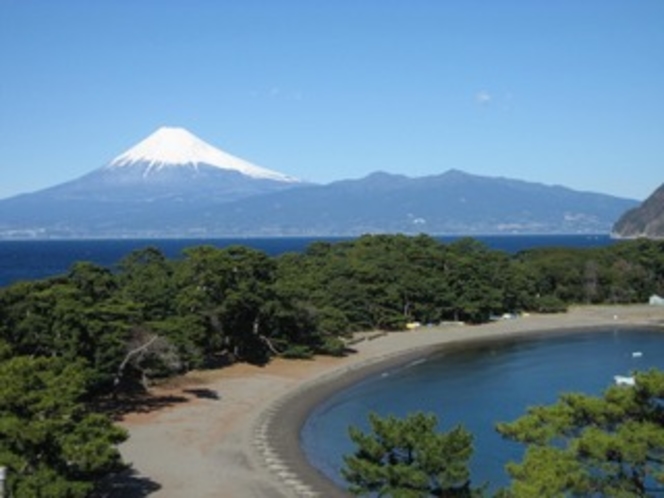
<box><xmin>0</xmin><ymin>234</ymin><xmax>612</xmax><ymax>287</ymax></box>
<box><xmin>302</xmin><ymin>328</ymin><xmax>664</xmax><ymax>493</ymax></box>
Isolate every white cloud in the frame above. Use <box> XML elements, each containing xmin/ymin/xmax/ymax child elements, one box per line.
<box><xmin>475</xmin><ymin>90</ymin><xmax>492</xmax><ymax>106</ymax></box>
<box><xmin>267</xmin><ymin>87</ymin><xmax>303</xmax><ymax>101</ymax></box>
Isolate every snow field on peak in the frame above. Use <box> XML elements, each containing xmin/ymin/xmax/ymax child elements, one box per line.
<box><xmin>108</xmin><ymin>127</ymin><xmax>299</xmax><ymax>183</ymax></box>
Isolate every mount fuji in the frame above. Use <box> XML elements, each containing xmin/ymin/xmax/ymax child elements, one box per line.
<box><xmin>37</xmin><ymin>127</ymin><xmax>300</xmax><ymax>203</ymax></box>
<box><xmin>107</xmin><ymin>126</ymin><xmax>297</xmax><ymax>183</ymax></box>
<box><xmin>0</xmin><ymin>127</ymin><xmax>306</xmax><ymax>237</ymax></box>
<box><xmin>0</xmin><ymin>127</ymin><xmax>640</xmax><ymax>238</ymax></box>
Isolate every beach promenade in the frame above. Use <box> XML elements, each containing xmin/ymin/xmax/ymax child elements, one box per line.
<box><xmin>117</xmin><ymin>305</ymin><xmax>664</xmax><ymax>497</ymax></box>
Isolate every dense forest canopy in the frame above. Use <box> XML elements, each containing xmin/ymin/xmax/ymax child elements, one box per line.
<box><xmin>1</xmin><ymin>235</ymin><xmax>663</xmax><ymax>395</ymax></box>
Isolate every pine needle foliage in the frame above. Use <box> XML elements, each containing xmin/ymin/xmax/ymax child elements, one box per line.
<box><xmin>342</xmin><ymin>411</ymin><xmax>480</xmax><ymax>497</ymax></box>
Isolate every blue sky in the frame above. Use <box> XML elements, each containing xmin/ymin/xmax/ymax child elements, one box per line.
<box><xmin>1</xmin><ymin>1</ymin><xmax>662</xmax><ymax>200</ymax></box>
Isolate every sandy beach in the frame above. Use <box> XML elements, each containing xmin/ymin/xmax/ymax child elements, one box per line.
<box><xmin>115</xmin><ymin>305</ymin><xmax>664</xmax><ymax>498</ymax></box>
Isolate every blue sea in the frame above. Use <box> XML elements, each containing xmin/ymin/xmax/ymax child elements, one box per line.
<box><xmin>302</xmin><ymin>328</ymin><xmax>664</xmax><ymax>493</ymax></box>
<box><xmin>0</xmin><ymin>234</ymin><xmax>613</xmax><ymax>288</ymax></box>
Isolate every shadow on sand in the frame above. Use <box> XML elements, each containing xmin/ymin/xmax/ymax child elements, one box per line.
<box><xmin>95</xmin><ymin>468</ymin><xmax>161</xmax><ymax>497</ymax></box>
<box><xmin>95</xmin><ymin>393</ymin><xmax>189</xmax><ymax>421</ymax></box>
<box><xmin>182</xmin><ymin>387</ymin><xmax>220</xmax><ymax>400</ymax></box>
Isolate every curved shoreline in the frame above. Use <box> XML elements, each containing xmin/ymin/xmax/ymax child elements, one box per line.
<box><xmin>262</xmin><ymin>324</ymin><xmax>664</xmax><ymax>497</ymax></box>
<box><xmin>118</xmin><ymin>305</ymin><xmax>664</xmax><ymax>498</ymax></box>
<box><xmin>267</xmin><ymin>346</ymin><xmax>513</xmax><ymax>496</ymax></box>
<box><xmin>258</xmin><ymin>345</ymin><xmax>439</xmax><ymax>497</ymax></box>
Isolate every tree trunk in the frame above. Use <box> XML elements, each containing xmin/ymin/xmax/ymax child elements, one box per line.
<box><xmin>113</xmin><ymin>335</ymin><xmax>159</xmax><ymax>390</ymax></box>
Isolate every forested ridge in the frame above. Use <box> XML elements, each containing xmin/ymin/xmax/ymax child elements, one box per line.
<box><xmin>1</xmin><ymin>234</ymin><xmax>663</xmax><ymax>395</ymax></box>
<box><xmin>0</xmin><ymin>234</ymin><xmax>663</xmax><ymax>496</ymax></box>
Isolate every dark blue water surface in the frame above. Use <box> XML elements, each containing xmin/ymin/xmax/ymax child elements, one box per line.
<box><xmin>0</xmin><ymin>234</ymin><xmax>612</xmax><ymax>287</ymax></box>
<box><xmin>301</xmin><ymin>328</ymin><xmax>664</xmax><ymax>493</ymax></box>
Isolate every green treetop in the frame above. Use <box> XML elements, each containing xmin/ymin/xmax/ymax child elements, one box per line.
<box><xmin>496</xmin><ymin>369</ymin><xmax>664</xmax><ymax>497</ymax></box>
<box><xmin>342</xmin><ymin>411</ymin><xmax>480</xmax><ymax>497</ymax></box>
<box><xmin>0</xmin><ymin>354</ymin><xmax>127</xmax><ymax>497</ymax></box>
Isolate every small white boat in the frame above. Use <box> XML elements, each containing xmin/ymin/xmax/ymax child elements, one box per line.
<box><xmin>632</xmin><ymin>351</ymin><xmax>643</xmax><ymax>358</ymax></box>
<box><xmin>614</xmin><ymin>375</ymin><xmax>635</xmax><ymax>386</ymax></box>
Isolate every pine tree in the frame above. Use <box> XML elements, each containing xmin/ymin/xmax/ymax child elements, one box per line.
<box><xmin>0</xmin><ymin>355</ymin><xmax>127</xmax><ymax>497</ymax></box>
<box><xmin>497</xmin><ymin>369</ymin><xmax>664</xmax><ymax>497</ymax></box>
<box><xmin>342</xmin><ymin>411</ymin><xmax>478</xmax><ymax>497</ymax></box>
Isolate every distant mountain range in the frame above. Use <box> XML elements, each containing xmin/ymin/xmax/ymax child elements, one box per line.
<box><xmin>612</xmin><ymin>182</ymin><xmax>664</xmax><ymax>239</ymax></box>
<box><xmin>0</xmin><ymin>127</ymin><xmax>640</xmax><ymax>238</ymax></box>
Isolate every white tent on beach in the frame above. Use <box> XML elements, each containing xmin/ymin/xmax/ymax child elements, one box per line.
<box><xmin>649</xmin><ymin>294</ymin><xmax>664</xmax><ymax>306</ymax></box>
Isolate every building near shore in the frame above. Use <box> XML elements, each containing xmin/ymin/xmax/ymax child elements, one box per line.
<box><xmin>650</xmin><ymin>295</ymin><xmax>664</xmax><ymax>306</ymax></box>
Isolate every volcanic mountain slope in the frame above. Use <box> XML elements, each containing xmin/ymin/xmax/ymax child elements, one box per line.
<box><xmin>33</xmin><ymin>126</ymin><xmax>300</xmax><ymax>202</ymax></box>
<box><xmin>612</xmin><ymin>182</ymin><xmax>664</xmax><ymax>238</ymax></box>
<box><xmin>0</xmin><ymin>128</ymin><xmax>640</xmax><ymax>238</ymax></box>
<box><xmin>0</xmin><ymin>127</ymin><xmax>303</xmax><ymax>237</ymax></box>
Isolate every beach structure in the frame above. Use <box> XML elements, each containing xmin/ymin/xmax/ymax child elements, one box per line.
<box><xmin>649</xmin><ymin>294</ymin><xmax>664</xmax><ymax>306</ymax></box>
<box><xmin>614</xmin><ymin>375</ymin><xmax>636</xmax><ymax>386</ymax></box>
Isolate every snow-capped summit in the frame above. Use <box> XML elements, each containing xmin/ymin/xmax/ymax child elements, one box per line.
<box><xmin>108</xmin><ymin>126</ymin><xmax>299</xmax><ymax>183</ymax></box>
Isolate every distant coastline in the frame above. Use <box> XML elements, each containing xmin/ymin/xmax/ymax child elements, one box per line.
<box><xmin>610</xmin><ymin>232</ymin><xmax>664</xmax><ymax>240</ymax></box>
